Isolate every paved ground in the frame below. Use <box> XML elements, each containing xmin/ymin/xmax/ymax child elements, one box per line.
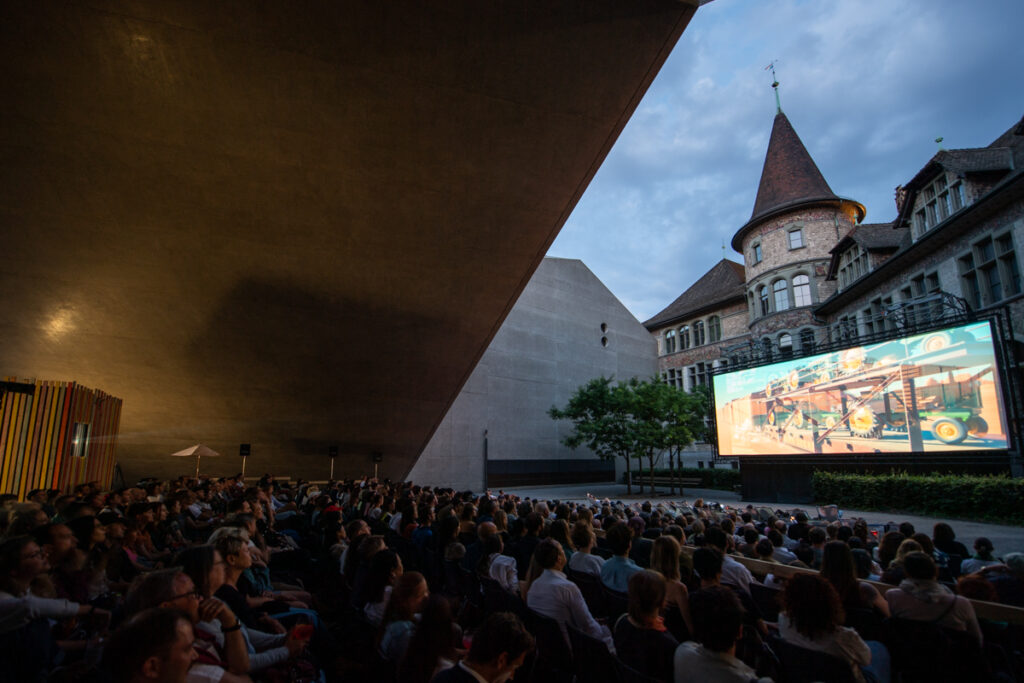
<box><xmin>501</xmin><ymin>481</ymin><xmax>1024</xmax><ymax>555</ymax></box>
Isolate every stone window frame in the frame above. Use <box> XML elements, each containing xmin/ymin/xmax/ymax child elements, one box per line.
<box><xmin>900</xmin><ymin>269</ymin><xmax>942</xmax><ymax>326</ymax></box>
<box><xmin>772</xmin><ymin>278</ymin><xmax>790</xmax><ymax>311</ymax></box>
<box><xmin>751</xmin><ymin>241</ymin><xmax>763</xmax><ymax>265</ymax></box>
<box><xmin>707</xmin><ymin>315</ymin><xmax>722</xmax><ymax>343</ymax></box>
<box><xmin>798</xmin><ymin>327</ymin><xmax>816</xmax><ymax>354</ymax></box>
<box><xmin>792</xmin><ymin>273</ymin><xmax>813</xmax><ymax>307</ymax></box>
<box><xmin>680</xmin><ymin>324</ymin><xmax>690</xmax><ymax>350</ymax></box>
<box><xmin>913</xmin><ymin>171</ymin><xmax>967</xmax><ymax>239</ymax></box>
<box><xmin>837</xmin><ymin>243</ymin><xmax>869</xmax><ymax>290</ymax></box>
<box><xmin>787</xmin><ymin>226</ymin><xmax>806</xmax><ymax>250</ymax></box>
<box><xmin>957</xmin><ymin>229</ymin><xmax>1022</xmax><ymax>310</ymax></box>
<box><xmin>693</xmin><ymin>320</ymin><xmax>706</xmax><ymax>346</ymax></box>
<box><xmin>663</xmin><ymin>329</ymin><xmax>677</xmax><ymax>355</ymax></box>
<box><xmin>758</xmin><ymin>285</ymin><xmax>770</xmax><ymax>317</ymax></box>
<box><xmin>778</xmin><ymin>331</ymin><xmax>794</xmax><ymax>359</ymax></box>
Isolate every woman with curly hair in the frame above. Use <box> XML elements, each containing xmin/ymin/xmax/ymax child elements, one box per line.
<box><xmin>779</xmin><ymin>573</ymin><xmax>889</xmax><ymax>683</ymax></box>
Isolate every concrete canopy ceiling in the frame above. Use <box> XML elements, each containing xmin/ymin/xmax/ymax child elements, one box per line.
<box><xmin>0</xmin><ymin>1</ymin><xmax>698</xmax><ymax>483</ymax></box>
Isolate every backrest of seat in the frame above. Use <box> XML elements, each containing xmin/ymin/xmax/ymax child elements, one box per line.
<box><xmin>567</xmin><ymin>623</ymin><xmax>617</xmax><ymax>682</ymax></box>
<box><xmin>768</xmin><ymin>634</ymin><xmax>857</xmax><ymax>683</ymax></box>
<box><xmin>569</xmin><ymin>569</ymin><xmax>607</xmax><ymax>618</ymax></box>
<box><xmin>603</xmin><ymin>586</ymin><xmax>629</xmax><ymax>621</ymax></box>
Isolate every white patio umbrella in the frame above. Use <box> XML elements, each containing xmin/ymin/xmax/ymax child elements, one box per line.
<box><xmin>170</xmin><ymin>444</ymin><xmax>221</xmax><ymax>479</ymax></box>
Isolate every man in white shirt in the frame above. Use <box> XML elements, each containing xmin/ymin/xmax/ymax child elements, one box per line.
<box><xmin>705</xmin><ymin>528</ymin><xmax>754</xmax><ymax>595</ymax></box>
<box><xmin>526</xmin><ymin>539</ymin><xmax>614</xmax><ymax>652</ymax></box>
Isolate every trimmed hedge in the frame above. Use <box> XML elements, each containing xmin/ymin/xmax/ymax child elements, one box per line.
<box><xmin>812</xmin><ymin>470</ymin><xmax>1024</xmax><ymax>525</ymax></box>
<box><xmin>621</xmin><ymin>467</ymin><xmax>740</xmax><ymax>491</ymax></box>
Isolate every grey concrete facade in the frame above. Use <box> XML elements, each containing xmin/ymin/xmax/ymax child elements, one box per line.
<box><xmin>407</xmin><ymin>258</ymin><xmax>658</xmax><ymax>490</ymax></box>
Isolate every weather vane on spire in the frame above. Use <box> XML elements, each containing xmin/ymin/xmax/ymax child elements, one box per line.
<box><xmin>765</xmin><ymin>60</ymin><xmax>781</xmax><ymax>113</ymax></box>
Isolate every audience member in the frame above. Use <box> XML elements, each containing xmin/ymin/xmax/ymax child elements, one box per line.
<box><xmin>675</xmin><ymin>585</ymin><xmax>770</xmax><ymax>683</ymax></box>
<box><xmin>430</xmin><ymin>612</ymin><xmax>533</xmax><ymax>683</ymax></box>
<box><xmin>526</xmin><ymin>538</ymin><xmax>614</xmax><ymax>651</ymax></box>
<box><xmin>614</xmin><ymin>570</ymin><xmax>678</xmax><ymax>682</ymax></box>
<box><xmin>884</xmin><ymin>552</ymin><xmax>982</xmax><ymax>644</ymax></box>
<box><xmin>601</xmin><ymin>523</ymin><xmax>643</xmax><ymax>592</ymax></box>
<box><xmin>779</xmin><ymin>573</ymin><xmax>890</xmax><ymax>683</ymax></box>
<box><xmin>102</xmin><ymin>607</ymin><xmax>198</xmax><ymax>683</ymax></box>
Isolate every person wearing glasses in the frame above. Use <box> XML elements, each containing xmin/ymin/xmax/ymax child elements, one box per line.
<box><xmin>1</xmin><ymin>535</ymin><xmax>112</xmax><ymax>680</ymax></box>
<box><xmin>123</xmin><ymin>567</ymin><xmax>252</xmax><ymax>683</ymax></box>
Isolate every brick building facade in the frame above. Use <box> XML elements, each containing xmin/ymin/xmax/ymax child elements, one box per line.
<box><xmin>646</xmin><ymin>109</ymin><xmax>865</xmax><ymax>381</ymax></box>
<box><xmin>646</xmin><ymin>108</ymin><xmax>1024</xmax><ymax>397</ymax></box>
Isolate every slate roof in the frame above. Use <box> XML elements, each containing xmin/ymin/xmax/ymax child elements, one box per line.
<box><xmin>831</xmin><ymin>222</ymin><xmax>907</xmax><ymax>254</ymax></box>
<box><xmin>902</xmin><ymin>147</ymin><xmax>1013</xmax><ymax>193</ymax></box>
<box><xmin>731</xmin><ymin>112</ymin><xmax>864</xmax><ymax>250</ymax></box>
<box><xmin>750</xmin><ymin>112</ymin><xmax>838</xmax><ymax>220</ymax></box>
<box><xmin>825</xmin><ymin>223</ymin><xmax>911</xmax><ymax>280</ymax></box>
<box><xmin>644</xmin><ymin>259</ymin><xmax>746</xmax><ymax>329</ymax></box>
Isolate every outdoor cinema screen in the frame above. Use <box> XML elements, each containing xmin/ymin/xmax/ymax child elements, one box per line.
<box><xmin>712</xmin><ymin>321</ymin><xmax>1009</xmax><ymax>457</ymax></box>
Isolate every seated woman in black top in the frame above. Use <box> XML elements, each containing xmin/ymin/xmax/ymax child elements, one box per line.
<box><xmin>613</xmin><ymin>569</ymin><xmax>678</xmax><ymax>682</ymax></box>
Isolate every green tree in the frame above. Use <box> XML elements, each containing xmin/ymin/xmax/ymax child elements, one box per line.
<box><xmin>661</xmin><ymin>383</ymin><xmax>710</xmax><ymax>494</ymax></box>
<box><xmin>549</xmin><ymin>376</ymin><xmax>711</xmax><ymax>495</ymax></box>
<box><xmin>548</xmin><ymin>376</ymin><xmax>638</xmax><ymax>493</ymax></box>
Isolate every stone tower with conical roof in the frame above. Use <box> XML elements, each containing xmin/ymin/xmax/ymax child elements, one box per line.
<box><xmin>734</xmin><ymin>111</ymin><xmax>865</xmax><ymax>353</ymax></box>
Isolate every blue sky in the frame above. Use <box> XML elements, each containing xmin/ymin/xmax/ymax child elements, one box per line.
<box><xmin>546</xmin><ymin>0</ymin><xmax>1024</xmax><ymax>323</ymax></box>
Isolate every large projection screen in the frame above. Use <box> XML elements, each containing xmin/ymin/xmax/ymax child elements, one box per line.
<box><xmin>713</xmin><ymin>321</ymin><xmax>1010</xmax><ymax>457</ymax></box>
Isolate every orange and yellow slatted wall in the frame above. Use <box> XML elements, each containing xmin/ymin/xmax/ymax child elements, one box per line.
<box><xmin>1</xmin><ymin>378</ymin><xmax>122</xmax><ymax>496</ymax></box>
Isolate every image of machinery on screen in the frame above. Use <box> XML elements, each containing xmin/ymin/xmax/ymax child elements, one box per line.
<box><xmin>713</xmin><ymin>321</ymin><xmax>1008</xmax><ymax>456</ymax></box>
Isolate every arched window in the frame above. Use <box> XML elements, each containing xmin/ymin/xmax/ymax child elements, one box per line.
<box><xmin>693</xmin><ymin>320</ymin><xmax>706</xmax><ymax>346</ymax></box>
<box><xmin>707</xmin><ymin>316</ymin><xmax>721</xmax><ymax>343</ymax></box>
<box><xmin>799</xmin><ymin>328</ymin><xmax>816</xmax><ymax>354</ymax></box>
<box><xmin>773</xmin><ymin>279</ymin><xmax>790</xmax><ymax>311</ymax></box>
<box><xmin>759</xmin><ymin>286</ymin><xmax>770</xmax><ymax>316</ymax></box>
<box><xmin>778</xmin><ymin>332</ymin><xmax>793</xmax><ymax>358</ymax></box>
<box><xmin>680</xmin><ymin>325</ymin><xmax>690</xmax><ymax>350</ymax></box>
<box><xmin>793</xmin><ymin>274</ymin><xmax>812</xmax><ymax>307</ymax></box>
<box><xmin>664</xmin><ymin>329</ymin><xmax>676</xmax><ymax>354</ymax></box>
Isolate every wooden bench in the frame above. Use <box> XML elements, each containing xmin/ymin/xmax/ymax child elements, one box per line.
<box><xmin>627</xmin><ymin>474</ymin><xmax>703</xmax><ymax>490</ymax></box>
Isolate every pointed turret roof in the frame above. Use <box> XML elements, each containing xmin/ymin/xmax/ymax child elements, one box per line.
<box><xmin>750</xmin><ymin>112</ymin><xmax>838</xmax><ymax>219</ymax></box>
<box><xmin>731</xmin><ymin>112</ymin><xmax>864</xmax><ymax>250</ymax></box>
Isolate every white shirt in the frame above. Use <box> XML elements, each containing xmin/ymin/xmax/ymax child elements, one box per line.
<box><xmin>457</xmin><ymin>661</ymin><xmax>490</xmax><ymax>683</ymax></box>
<box><xmin>0</xmin><ymin>590</ymin><xmax>79</xmax><ymax>634</ymax></box>
<box><xmin>720</xmin><ymin>555</ymin><xmax>754</xmax><ymax>594</ymax></box>
<box><xmin>488</xmin><ymin>553</ymin><xmax>519</xmax><ymax>593</ymax></box>
<box><xmin>568</xmin><ymin>551</ymin><xmax>605</xmax><ymax>577</ymax></box>
<box><xmin>526</xmin><ymin>569</ymin><xmax>614</xmax><ymax>652</ymax></box>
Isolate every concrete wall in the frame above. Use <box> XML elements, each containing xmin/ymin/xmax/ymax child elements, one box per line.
<box><xmin>407</xmin><ymin>258</ymin><xmax>658</xmax><ymax>491</ymax></box>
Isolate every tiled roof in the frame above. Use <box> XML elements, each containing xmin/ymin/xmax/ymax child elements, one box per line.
<box><xmin>732</xmin><ymin>112</ymin><xmax>863</xmax><ymax>250</ymax></box>
<box><xmin>903</xmin><ymin>148</ymin><xmax>1013</xmax><ymax>192</ymax></box>
<box><xmin>749</xmin><ymin>112</ymin><xmax>838</xmax><ymax>222</ymax></box>
<box><xmin>844</xmin><ymin>222</ymin><xmax>906</xmax><ymax>252</ymax></box>
<box><xmin>644</xmin><ymin>259</ymin><xmax>746</xmax><ymax>329</ymax></box>
<box><xmin>826</xmin><ymin>223</ymin><xmax>910</xmax><ymax>280</ymax></box>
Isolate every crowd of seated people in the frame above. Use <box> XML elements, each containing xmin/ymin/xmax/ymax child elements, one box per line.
<box><xmin>3</xmin><ymin>477</ymin><xmax>1024</xmax><ymax>682</ymax></box>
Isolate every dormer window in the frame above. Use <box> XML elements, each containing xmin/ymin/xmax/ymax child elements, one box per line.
<box><xmin>837</xmin><ymin>244</ymin><xmax>869</xmax><ymax>289</ymax></box>
<box><xmin>913</xmin><ymin>173</ymin><xmax>967</xmax><ymax>238</ymax></box>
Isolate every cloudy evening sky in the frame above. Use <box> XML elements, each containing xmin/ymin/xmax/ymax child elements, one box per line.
<box><xmin>546</xmin><ymin>0</ymin><xmax>1024</xmax><ymax>323</ymax></box>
